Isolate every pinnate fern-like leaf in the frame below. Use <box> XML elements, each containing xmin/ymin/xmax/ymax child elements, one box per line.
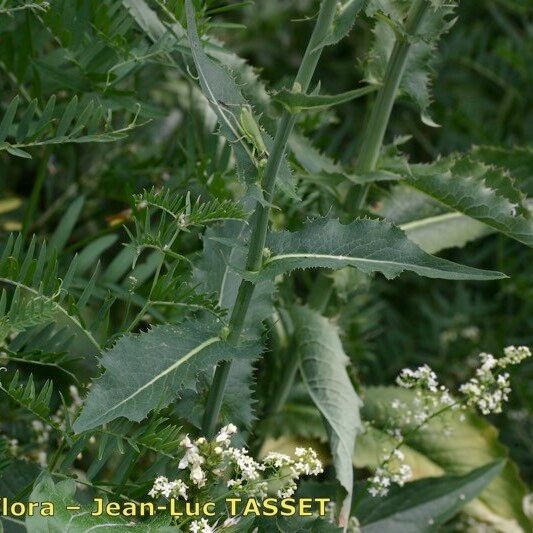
<box><xmin>73</xmin><ymin>318</ymin><xmax>263</xmax><ymax>433</ymax></box>
<box><xmin>0</xmin><ymin>95</ymin><xmax>141</xmax><ymax>158</ymax></box>
<box><xmin>246</xmin><ymin>218</ymin><xmax>505</xmax><ymax>282</ymax></box>
<box><xmin>0</xmin><ymin>371</ymin><xmax>53</xmax><ymax>422</ymax></box>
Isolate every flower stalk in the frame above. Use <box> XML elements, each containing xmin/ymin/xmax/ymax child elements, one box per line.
<box><xmin>201</xmin><ymin>0</ymin><xmax>339</xmax><ymax>438</ymax></box>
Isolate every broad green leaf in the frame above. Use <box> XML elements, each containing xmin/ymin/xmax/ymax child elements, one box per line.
<box><xmin>247</xmin><ymin>218</ymin><xmax>505</xmax><ymax>282</ymax></box>
<box><xmin>357</xmin><ymin>461</ymin><xmax>505</xmax><ymax>532</ymax></box>
<box><xmin>315</xmin><ymin>0</ymin><xmax>367</xmax><ymax>50</ymax></box>
<box><xmin>355</xmin><ymin>387</ymin><xmax>530</xmax><ymax>531</ymax></box>
<box><xmin>0</xmin><ymin>460</ymin><xmax>40</xmax><ymax>498</ymax></box>
<box><xmin>176</xmin><ymin>358</ymin><xmax>257</xmax><ymax>429</ymax></box>
<box><xmin>403</xmin><ymin>156</ymin><xmax>533</xmax><ymax>247</ymax></box>
<box><xmin>73</xmin><ymin>318</ymin><xmax>262</xmax><ymax>432</ymax></box>
<box><xmin>180</xmin><ymin>220</ymin><xmax>274</xmax><ymax>428</ymax></box>
<box><xmin>26</xmin><ymin>475</ymin><xmax>175</xmax><ymax>532</ymax></box>
<box><xmin>275</xmin><ymin>86</ymin><xmax>376</xmax><ymax>113</ymax></box>
<box><xmin>292</xmin><ymin>305</ymin><xmax>363</xmax><ymax>526</ymax></box>
<box><xmin>195</xmin><ymin>220</ymin><xmax>274</xmax><ymax>338</ymax></box>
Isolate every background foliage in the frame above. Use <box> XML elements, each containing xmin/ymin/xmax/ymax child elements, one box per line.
<box><xmin>0</xmin><ymin>0</ymin><xmax>531</xmax><ymax>531</ymax></box>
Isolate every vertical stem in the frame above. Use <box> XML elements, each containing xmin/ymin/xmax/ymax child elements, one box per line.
<box><xmin>344</xmin><ymin>0</ymin><xmax>430</xmax><ymax>212</ymax></box>
<box><xmin>201</xmin><ymin>0</ymin><xmax>339</xmax><ymax>438</ymax></box>
<box><xmin>272</xmin><ymin>0</ymin><xmax>433</xmax><ymax>419</ymax></box>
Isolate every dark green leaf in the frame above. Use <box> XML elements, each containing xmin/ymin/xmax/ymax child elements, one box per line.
<box><xmin>357</xmin><ymin>462</ymin><xmax>505</xmax><ymax>532</ymax></box>
<box><xmin>248</xmin><ymin>218</ymin><xmax>505</xmax><ymax>281</ymax></box>
<box><xmin>73</xmin><ymin>318</ymin><xmax>263</xmax><ymax>432</ymax></box>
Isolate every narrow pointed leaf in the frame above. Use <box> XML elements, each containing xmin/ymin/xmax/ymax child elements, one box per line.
<box><xmin>56</xmin><ymin>96</ymin><xmax>78</xmax><ymax>137</ymax></box>
<box><xmin>184</xmin><ymin>0</ymin><xmax>298</xmax><ymax>197</ymax></box>
<box><xmin>358</xmin><ymin>462</ymin><xmax>505</xmax><ymax>533</ymax></box>
<box><xmin>248</xmin><ymin>218</ymin><xmax>505</xmax><ymax>282</ymax></box>
<box><xmin>0</xmin><ymin>95</ymin><xmax>20</xmax><ymax>143</ymax></box>
<box><xmin>275</xmin><ymin>85</ymin><xmax>376</xmax><ymax>113</ymax></box>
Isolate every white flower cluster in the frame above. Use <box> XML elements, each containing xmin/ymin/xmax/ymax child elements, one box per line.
<box><xmin>189</xmin><ymin>518</ymin><xmax>213</xmax><ymax>533</ymax></box>
<box><xmin>225</xmin><ymin>446</ymin><xmax>267</xmax><ymax>497</ymax></box>
<box><xmin>148</xmin><ymin>424</ymin><xmax>323</xmax><ymax>517</ymax></box>
<box><xmin>368</xmin><ymin>449</ymin><xmax>412</xmax><ymax>497</ymax></box>
<box><xmin>148</xmin><ymin>476</ymin><xmax>188</xmax><ymax>500</ymax></box>
<box><xmin>262</xmin><ymin>447</ymin><xmax>324</xmax><ymax>498</ymax></box>
<box><xmin>189</xmin><ymin>517</ymin><xmax>240</xmax><ymax>533</ymax></box>
<box><xmin>397</xmin><ymin>364</ymin><xmax>439</xmax><ymax>392</ymax></box>
<box><xmin>393</xmin><ymin>373</ymin><xmax>457</xmax><ymax>432</ymax></box>
<box><xmin>369</xmin><ymin>346</ymin><xmax>531</xmax><ymax>498</ymax></box>
<box><xmin>459</xmin><ymin>346</ymin><xmax>531</xmax><ymax>415</ymax></box>
<box><xmin>179</xmin><ymin>435</ymin><xmax>208</xmax><ymax>488</ymax></box>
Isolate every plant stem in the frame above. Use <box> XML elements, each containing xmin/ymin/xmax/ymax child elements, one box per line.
<box><xmin>273</xmin><ymin>0</ymin><xmax>433</xmax><ymax>418</ymax></box>
<box><xmin>201</xmin><ymin>0</ymin><xmax>338</xmax><ymax>438</ymax></box>
<box><xmin>344</xmin><ymin>0</ymin><xmax>430</xmax><ymax>212</ymax></box>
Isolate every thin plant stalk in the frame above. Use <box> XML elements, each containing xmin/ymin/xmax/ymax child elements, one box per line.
<box><xmin>201</xmin><ymin>0</ymin><xmax>339</xmax><ymax>438</ymax></box>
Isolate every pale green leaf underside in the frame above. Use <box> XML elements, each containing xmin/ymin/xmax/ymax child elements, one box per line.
<box><xmin>405</xmin><ymin>157</ymin><xmax>533</xmax><ymax>247</ymax></box>
<box><xmin>247</xmin><ymin>218</ymin><xmax>504</xmax><ymax>281</ymax></box>
<box><xmin>401</xmin><ymin>212</ymin><xmax>492</xmax><ymax>254</ymax></box>
<box><xmin>358</xmin><ymin>462</ymin><xmax>504</xmax><ymax>533</ymax></box>
<box><xmin>74</xmin><ymin>320</ymin><xmax>261</xmax><ymax>433</ymax></box>
<box><xmin>374</xmin><ymin>184</ymin><xmax>494</xmax><ymax>254</ymax></box>
<box><xmin>292</xmin><ymin>305</ymin><xmax>362</xmax><ymax>525</ymax></box>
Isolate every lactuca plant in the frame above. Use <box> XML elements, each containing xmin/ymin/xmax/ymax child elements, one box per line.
<box><xmin>0</xmin><ymin>0</ymin><xmax>532</xmax><ymax>532</ymax></box>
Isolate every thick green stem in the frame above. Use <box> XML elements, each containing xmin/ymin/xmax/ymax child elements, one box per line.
<box><xmin>344</xmin><ymin>0</ymin><xmax>430</xmax><ymax>212</ymax></box>
<box><xmin>201</xmin><ymin>0</ymin><xmax>338</xmax><ymax>438</ymax></box>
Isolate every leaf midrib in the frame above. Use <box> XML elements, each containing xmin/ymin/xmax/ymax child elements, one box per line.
<box><xmin>92</xmin><ymin>336</ymin><xmax>220</xmax><ymax>421</ymax></box>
